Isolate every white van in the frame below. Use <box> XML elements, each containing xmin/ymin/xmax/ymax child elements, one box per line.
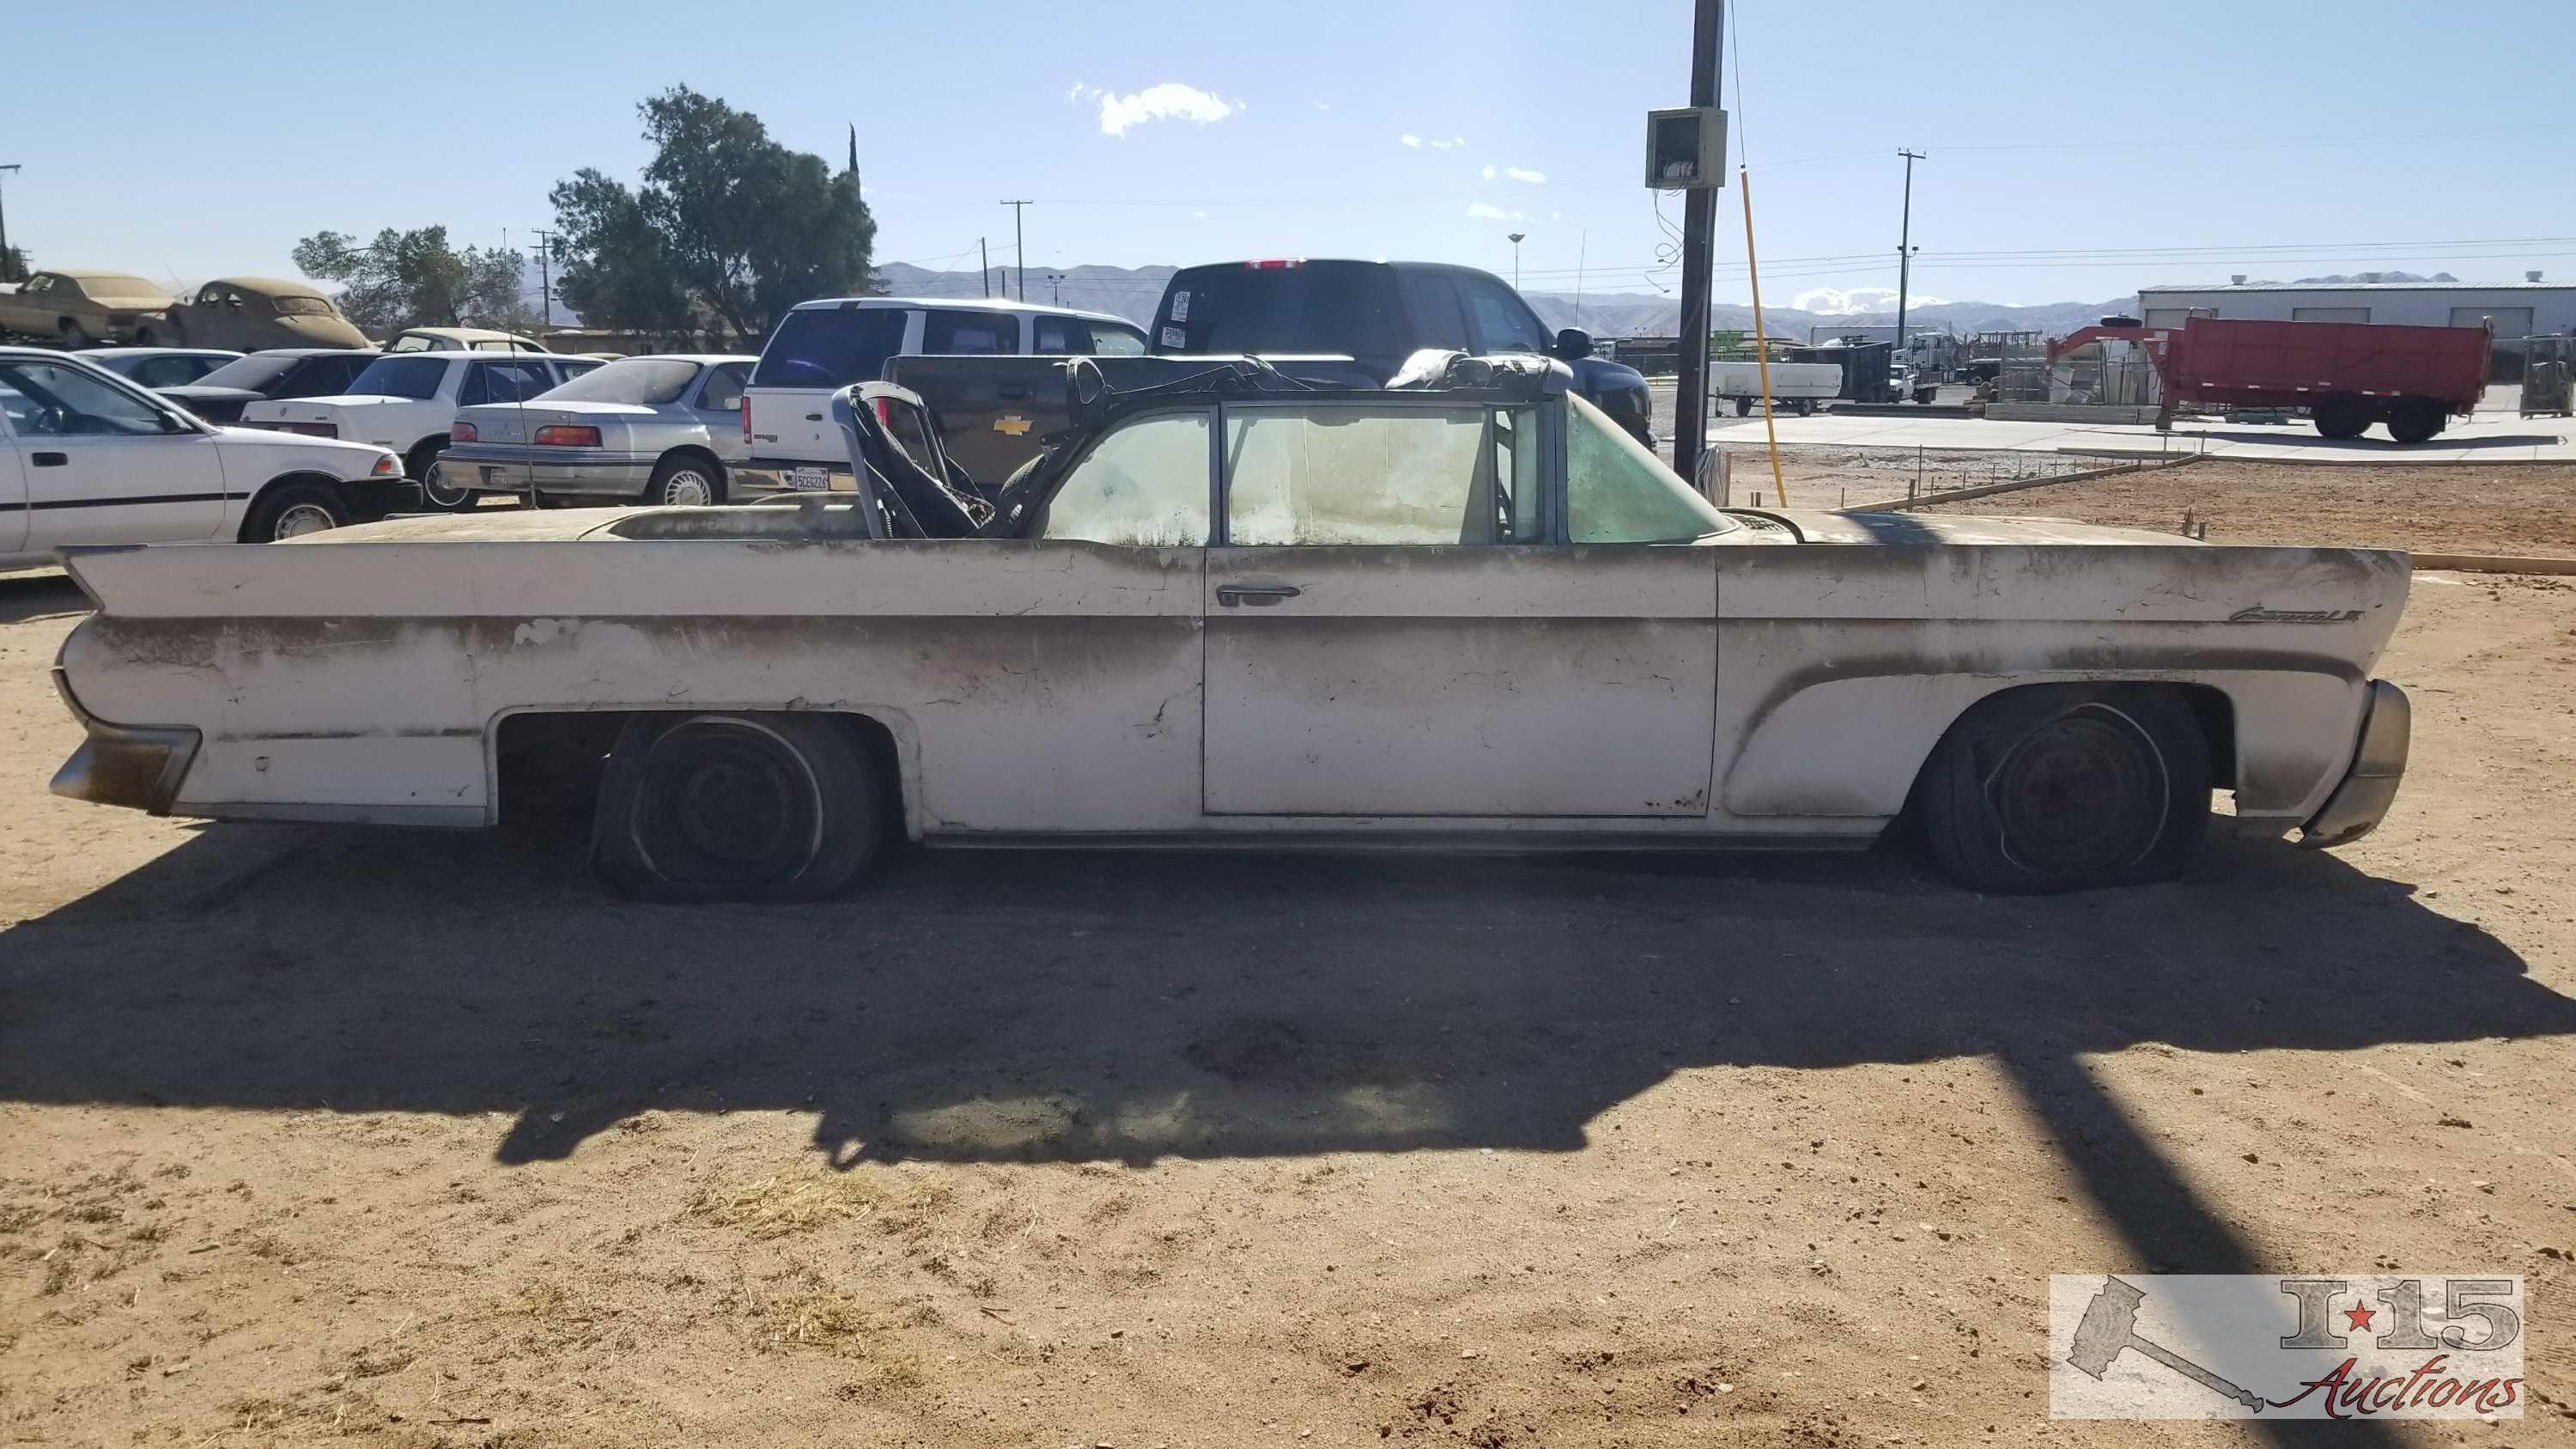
<box><xmin>739</xmin><ymin>296</ymin><xmax>1148</xmax><ymax>492</ymax></box>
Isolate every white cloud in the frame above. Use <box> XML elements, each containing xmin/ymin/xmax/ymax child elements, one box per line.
<box><xmin>1430</xmin><ymin>136</ymin><xmax>1466</xmax><ymax>149</ymax></box>
<box><xmin>1480</xmin><ymin>165</ymin><xmax>1496</xmax><ymax>180</ymax></box>
<box><xmin>1466</xmin><ymin>203</ymin><xmax>1526</xmax><ymax>222</ymax></box>
<box><xmin>1065</xmin><ymin>80</ymin><xmax>1091</xmax><ymax>103</ymax></box>
<box><xmin>1503</xmin><ymin>166</ymin><xmax>1546</xmax><ymax>184</ymax></box>
<box><xmin>1400</xmin><ymin>134</ymin><xmax>1423</xmax><ymax>148</ymax></box>
<box><xmin>1092</xmin><ymin>82</ymin><xmax>1239</xmax><ymax>138</ymax></box>
<box><xmin>1312</xmin><ymin>100</ymin><xmax>1331</xmax><ymax>111</ymax></box>
<box><xmin>1792</xmin><ymin>285</ymin><xmax>1949</xmax><ymax>316</ymax></box>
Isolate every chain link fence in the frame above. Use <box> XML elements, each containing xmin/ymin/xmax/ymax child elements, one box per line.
<box><xmin>1692</xmin><ymin>439</ymin><xmax>2183</xmax><ymax>509</ymax></box>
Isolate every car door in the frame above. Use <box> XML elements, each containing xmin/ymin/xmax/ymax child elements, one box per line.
<box><xmin>0</xmin><ymin>356</ymin><xmax>230</xmax><ymax>551</ymax></box>
<box><xmin>690</xmin><ymin>362</ymin><xmax>750</xmax><ymax>461</ymax></box>
<box><xmin>2</xmin><ymin>275</ymin><xmax>55</xmax><ymax>336</ymax></box>
<box><xmin>1200</xmin><ymin>397</ymin><xmax>1720</xmax><ymax>818</ymax></box>
<box><xmin>0</xmin><ymin>399</ymin><xmax>29</xmax><ymax>558</ymax></box>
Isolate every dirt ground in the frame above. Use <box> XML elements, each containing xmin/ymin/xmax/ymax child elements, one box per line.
<box><xmin>1916</xmin><ymin>459</ymin><xmax>2576</xmax><ymax>557</ymax></box>
<box><xmin>4</xmin><ymin>497</ymin><xmax>2575</xmax><ymax>1445</ymax></box>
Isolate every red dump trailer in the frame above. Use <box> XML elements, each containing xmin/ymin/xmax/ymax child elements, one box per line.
<box><xmin>2156</xmin><ymin>317</ymin><xmax>2491</xmax><ymax>444</ymax></box>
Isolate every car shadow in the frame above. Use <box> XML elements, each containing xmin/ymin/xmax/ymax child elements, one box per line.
<box><xmin>0</xmin><ymin>571</ymin><xmax>87</xmax><ymax>627</ymax></box>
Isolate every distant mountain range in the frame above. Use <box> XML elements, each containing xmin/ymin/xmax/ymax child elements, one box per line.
<box><xmin>872</xmin><ymin>259</ymin><xmax>2134</xmax><ymax>342</ymax></box>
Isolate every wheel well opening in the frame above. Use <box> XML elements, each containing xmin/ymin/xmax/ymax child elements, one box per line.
<box><xmin>1894</xmin><ymin>679</ymin><xmax>2239</xmax><ymax>825</ymax></box>
<box><xmin>236</xmin><ymin>472</ymin><xmax>349</xmax><ymax>542</ymax></box>
<box><xmin>493</xmin><ymin>709</ymin><xmax>908</xmax><ymax>840</ymax></box>
<box><xmin>660</xmin><ymin>444</ymin><xmax>725</xmax><ymax>478</ymax></box>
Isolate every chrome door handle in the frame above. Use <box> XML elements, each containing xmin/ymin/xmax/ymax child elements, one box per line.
<box><xmin>1215</xmin><ymin>583</ymin><xmax>1302</xmax><ymax>607</ymax></box>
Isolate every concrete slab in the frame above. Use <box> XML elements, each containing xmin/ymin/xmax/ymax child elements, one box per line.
<box><xmin>1705</xmin><ymin>398</ymin><xmax>2575</xmax><ymax>466</ymax></box>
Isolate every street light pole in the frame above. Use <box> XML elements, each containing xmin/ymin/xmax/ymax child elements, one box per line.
<box><xmin>1507</xmin><ymin>232</ymin><xmax>1525</xmax><ymax>290</ymax></box>
<box><xmin>1671</xmin><ymin>0</ymin><xmax>1723</xmax><ymax>482</ymax></box>
<box><xmin>0</xmin><ymin>165</ymin><xmax>21</xmax><ymax>283</ymax></box>
<box><xmin>1895</xmin><ymin>149</ymin><xmax>1923</xmax><ymax>368</ymax></box>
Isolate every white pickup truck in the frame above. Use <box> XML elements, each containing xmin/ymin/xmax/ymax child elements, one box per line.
<box><xmin>48</xmin><ymin>353</ymin><xmax>2412</xmax><ymax>902</ymax></box>
<box><xmin>1</xmin><ymin>346</ymin><xmax>408</xmax><ymax>569</ymax></box>
<box><xmin>239</xmin><ymin>351</ymin><xmax>600</xmax><ymax>511</ymax></box>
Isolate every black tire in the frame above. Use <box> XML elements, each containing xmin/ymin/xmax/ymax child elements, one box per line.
<box><xmin>591</xmin><ymin>713</ymin><xmax>884</xmax><ymax>903</ymax></box>
<box><xmin>239</xmin><ymin>479</ymin><xmax>349</xmax><ymax>543</ymax></box>
<box><xmin>1795</xmin><ymin>399</ymin><xmax>1815</xmax><ymax>417</ymax></box>
<box><xmin>411</xmin><ymin>441</ymin><xmax>475</xmax><ymax>513</ymax></box>
<box><xmin>1913</xmin><ymin>387</ymin><xmax>1939</xmax><ymax>405</ymax></box>
<box><xmin>58</xmin><ymin>320</ymin><xmax>93</xmax><ymax>348</ymax></box>
<box><xmin>1733</xmin><ymin>397</ymin><xmax>1751</xmax><ymax>417</ymax></box>
<box><xmin>1917</xmin><ymin>685</ymin><xmax>2210</xmax><ymax>893</ymax></box>
<box><xmin>2385</xmin><ymin>397</ymin><xmax>2445</xmax><ymax>445</ymax></box>
<box><xmin>647</xmin><ymin>453</ymin><xmax>726</xmax><ymax>508</ymax></box>
<box><xmin>2312</xmin><ymin>394</ymin><xmax>2372</xmax><ymax>441</ymax></box>
<box><xmin>132</xmin><ymin>326</ymin><xmax>157</xmax><ymax>346</ymax></box>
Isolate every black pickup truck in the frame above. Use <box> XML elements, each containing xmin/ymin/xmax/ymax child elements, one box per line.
<box><xmin>1147</xmin><ymin>260</ymin><xmax>1654</xmax><ymax>444</ymax></box>
<box><xmin>884</xmin><ymin>260</ymin><xmax>1655</xmax><ymax>492</ymax></box>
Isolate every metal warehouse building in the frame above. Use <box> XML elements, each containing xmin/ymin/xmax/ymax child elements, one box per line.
<box><xmin>2136</xmin><ymin>276</ymin><xmax>2576</xmax><ymax>379</ymax></box>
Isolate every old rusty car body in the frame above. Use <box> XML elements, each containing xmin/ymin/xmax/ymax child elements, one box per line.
<box><xmin>48</xmin><ymin>355</ymin><xmax>2413</xmax><ymax>899</ymax></box>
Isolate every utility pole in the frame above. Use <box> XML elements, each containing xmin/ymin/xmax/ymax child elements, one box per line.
<box><xmin>531</xmin><ymin>227</ymin><xmax>559</xmax><ymax>330</ymax></box>
<box><xmin>1047</xmin><ymin>271</ymin><xmax>1062</xmax><ymax>305</ymax></box>
<box><xmin>999</xmin><ymin>200</ymin><xmax>1032</xmax><ymax>301</ymax></box>
<box><xmin>1895</xmin><ymin>149</ymin><xmax>1924</xmax><ymax>368</ymax></box>
<box><xmin>0</xmin><ymin>165</ymin><xmax>19</xmax><ymax>283</ymax></box>
<box><xmin>1507</xmin><ymin>232</ymin><xmax>1525</xmax><ymax>290</ymax></box>
<box><xmin>1671</xmin><ymin>0</ymin><xmax>1723</xmax><ymax>480</ymax></box>
<box><xmin>979</xmin><ymin>238</ymin><xmax>991</xmax><ymax>298</ymax></box>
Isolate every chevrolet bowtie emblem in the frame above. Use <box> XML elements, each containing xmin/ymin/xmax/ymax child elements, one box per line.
<box><xmin>993</xmin><ymin>415</ymin><xmax>1033</xmax><ymax>436</ymax></box>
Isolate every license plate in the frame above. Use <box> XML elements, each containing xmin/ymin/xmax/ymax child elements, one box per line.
<box><xmin>789</xmin><ymin>467</ymin><xmax>831</xmax><ymax>491</ymax></box>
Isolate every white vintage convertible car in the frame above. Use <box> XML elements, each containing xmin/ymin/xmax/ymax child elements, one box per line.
<box><xmin>48</xmin><ymin>356</ymin><xmax>2413</xmax><ymax>899</ymax></box>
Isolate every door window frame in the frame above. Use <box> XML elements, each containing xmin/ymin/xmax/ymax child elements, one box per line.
<box><xmin>1209</xmin><ymin>396</ymin><xmax>1558</xmax><ymax>547</ymax></box>
<box><xmin>1030</xmin><ymin>403</ymin><xmax>1221</xmax><ymax>546</ymax></box>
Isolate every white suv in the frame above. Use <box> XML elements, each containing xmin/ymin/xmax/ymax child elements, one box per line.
<box><xmin>240</xmin><ymin>351</ymin><xmax>600</xmax><ymax>510</ymax></box>
<box><xmin>740</xmin><ymin>296</ymin><xmax>1146</xmax><ymax>492</ymax></box>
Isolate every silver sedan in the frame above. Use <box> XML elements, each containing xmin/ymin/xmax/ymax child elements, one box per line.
<box><xmin>439</xmin><ymin>354</ymin><xmax>755</xmax><ymax>507</ymax></box>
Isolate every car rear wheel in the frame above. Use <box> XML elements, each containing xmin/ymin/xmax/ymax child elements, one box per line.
<box><xmin>1917</xmin><ymin>685</ymin><xmax>2209</xmax><ymax>893</ymax></box>
<box><xmin>58</xmin><ymin>320</ymin><xmax>94</xmax><ymax>348</ymax></box>
<box><xmin>649</xmin><ymin>454</ymin><xmax>725</xmax><ymax>508</ymax></box>
<box><xmin>240</xmin><ymin>480</ymin><xmax>349</xmax><ymax>543</ymax></box>
<box><xmin>413</xmin><ymin>443</ymin><xmax>477</xmax><ymax>513</ymax></box>
<box><xmin>591</xmin><ymin>713</ymin><xmax>884</xmax><ymax>903</ymax></box>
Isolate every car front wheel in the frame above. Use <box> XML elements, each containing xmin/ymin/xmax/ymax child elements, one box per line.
<box><xmin>591</xmin><ymin>713</ymin><xmax>885</xmax><ymax>902</ymax></box>
<box><xmin>1917</xmin><ymin>685</ymin><xmax>2210</xmax><ymax>892</ymax></box>
<box><xmin>240</xmin><ymin>480</ymin><xmax>350</xmax><ymax>543</ymax></box>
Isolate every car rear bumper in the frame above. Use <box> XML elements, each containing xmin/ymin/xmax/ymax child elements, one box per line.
<box><xmin>2300</xmin><ymin>679</ymin><xmax>2410</xmax><ymax>848</ymax></box>
<box><xmin>734</xmin><ymin>464</ymin><xmax>859</xmax><ymax>497</ymax></box>
<box><xmin>49</xmin><ymin>668</ymin><xmax>199</xmax><ymax>815</ymax></box>
<box><xmin>439</xmin><ymin>444</ymin><xmax>656</xmax><ymax>495</ymax></box>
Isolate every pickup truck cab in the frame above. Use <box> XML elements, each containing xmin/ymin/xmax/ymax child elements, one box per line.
<box><xmin>739</xmin><ymin>296</ymin><xmax>1148</xmax><ymax>494</ymax></box>
<box><xmin>239</xmin><ymin>351</ymin><xmax>599</xmax><ymax>510</ymax></box>
<box><xmin>1148</xmin><ymin>259</ymin><xmax>1656</xmax><ymax>446</ymax></box>
<box><xmin>0</xmin><ymin>345</ymin><xmax>407</xmax><ymax>565</ymax></box>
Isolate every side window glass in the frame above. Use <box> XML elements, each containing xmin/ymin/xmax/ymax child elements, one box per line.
<box><xmin>1033</xmin><ymin>318</ymin><xmax>1081</xmax><ymax>355</ymax></box>
<box><xmin>1224</xmin><ymin>407</ymin><xmax>1495</xmax><ymax>545</ymax></box>
<box><xmin>1564</xmin><ymin>394</ymin><xmax>1735</xmax><ymax>543</ymax></box>
<box><xmin>1460</xmin><ymin>277</ymin><xmax>1551</xmax><ymax>354</ymax></box>
<box><xmin>0</xmin><ymin>361</ymin><xmax>169</xmax><ymax>437</ymax></box>
<box><xmin>1039</xmin><ymin>410</ymin><xmax>1212</xmax><ymax>547</ymax></box>
<box><xmin>698</xmin><ymin>364</ymin><xmax>747</xmax><ymax>412</ymax></box>
<box><xmin>925</xmin><ymin>309</ymin><xmax>1018</xmax><ymax>354</ymax></box>
<box><xmin>1401</xmin><ymin>273</ymin><xmax>1471</xmax><ymax>350</ymax></box>
<box><xmin>1089</xmin><ymin>324</ymin><xmax>1147</xmax><ymax>357</ymax></box>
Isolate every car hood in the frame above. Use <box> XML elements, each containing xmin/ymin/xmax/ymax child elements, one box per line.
<box><xmin>206</xmin><ymin>423</ymin><xmax>391</xmax><ymax>462</ymax></box>
<box><xmin>1769</xmin><ymin>511</ymin><xmax>2204</xmax><ymax>546</ymax></box>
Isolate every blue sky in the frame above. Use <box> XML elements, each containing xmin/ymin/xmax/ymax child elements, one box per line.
<box><xmin>7</xmin><ymin>0</ymin><xmax>2573</xmax><ymax>310</ymax></box>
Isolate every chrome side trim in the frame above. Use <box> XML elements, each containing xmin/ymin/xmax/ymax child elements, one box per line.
<box><xmin>2300</xmin><ymin>679</ymin><xmax>2410</xmax><ymax>849</ymax></box>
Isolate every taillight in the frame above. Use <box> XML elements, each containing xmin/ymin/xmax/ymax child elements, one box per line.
<box><xmin>741</xmin><ymin>396</ymin><xmax>751</xmax><ymax>444</ymax></box>
<box><xmin>449</xmin><ymin>421</ymin><xmax>478</xmax><ymax>442</ymax></box>
<box><xmin>371</xmin><ymin>454</ymin><xmax>401</xmax><ymax>477</ymax></box>
<box><xmin>532</xmin><ymin>424</ymin><xmax>602</xmax><ymax>447</ymax></box>
<box><xmin>1246</xmin><ymin>259</ymin><xmax>1303</xmax><ymax>269</ymax></box>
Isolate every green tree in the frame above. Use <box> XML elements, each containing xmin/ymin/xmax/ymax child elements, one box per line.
<box><xmin>1</xmin><ymin>246</ymin><xmax>29</xmax><ymax>284</ymax></box>
<box><xmin>289</xmin><ymin>226</ymin><xmax>532</xmax><ymax>333</ymax></box>
<box><xmin>550</xmin><ymin>86</ymin><xmax>873</xmax><ymax>345</ymax></box>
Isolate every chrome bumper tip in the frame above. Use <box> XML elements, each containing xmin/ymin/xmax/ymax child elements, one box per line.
<box><xmin>2300</xmin><ymin>679</ymin><xmax>2410</xmax><ymax>849</ymax></box>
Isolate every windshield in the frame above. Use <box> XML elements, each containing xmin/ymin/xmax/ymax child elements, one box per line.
<box><xmin>535</xmin><ymin>358</ymin><xmax>700</xmax><ymax>405</ymax></box>
<box><xmin>271</xmin><ymin>295</ymin><xmax>336</xmax><ymax>316</ymax></box>
<box><xmin>1564</xmin><ymin>393</ymin><xmax>1735</xmax><ymax>542</ymax></box>
<box><xmin>752</xmin><ymin>306</ymin><xmax>907</xmax><ymax>387</ymax></box>
<box><xmin>187</xmin><ymin>354</ymin><xmax>302</xmax><ymax>390</ymax></box>
<box><xmin>344</xmin><ymin>355</ymin><xmax>447</xmax><ymax>399</ymax></box>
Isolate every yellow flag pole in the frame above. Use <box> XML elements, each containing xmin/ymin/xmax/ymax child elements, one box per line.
<box><xmin>1740</xmin><ymin>165</ymin><xmax>1787</xmax><ymax>509</ymax></box>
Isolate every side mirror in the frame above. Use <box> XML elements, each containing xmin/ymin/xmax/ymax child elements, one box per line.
<box><xmin>1552</xmin><ymin>327</ymin><xmax>1595</xmax><ymax>361</ymax></box>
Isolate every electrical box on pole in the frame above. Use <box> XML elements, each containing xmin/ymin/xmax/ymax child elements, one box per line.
<box><xmin>1644</xmin><ymin>107</ymin><xmax>1728</xmax><ymax>190</ymax></box>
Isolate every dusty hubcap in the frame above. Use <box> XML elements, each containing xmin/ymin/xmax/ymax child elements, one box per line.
<box><xmin>421</xmin><ymin>463</ymin><xmax>470</xmax><ymax>508</ymax></box>
<box><xmin>661</xmin><ymin>470</ymin><xmax>713</xmax><ymax>507</ymax></box>
<box><xmin>273</xmin><ymin>503</ymin><xmax>337</xmax><ymax>539</ymax></box>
